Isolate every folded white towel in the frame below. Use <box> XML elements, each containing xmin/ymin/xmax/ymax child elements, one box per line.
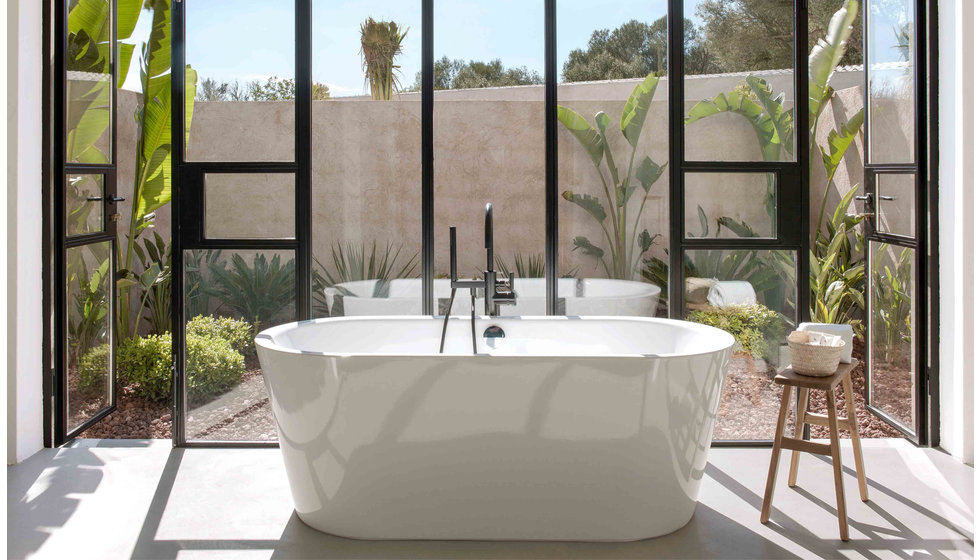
<box><xmin>798</xmin><ymin>322</ymin><xmax>854</xmax><ymax>363</ymax></box>
<box><xmin>707</xmin><ymin>281</ymin><xmax>757</xmax><ymax>307</ymax></box>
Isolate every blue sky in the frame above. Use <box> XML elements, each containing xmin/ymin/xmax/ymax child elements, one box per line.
<box><xmin>123</xmin><ymin>0</ymin><xmax>677</xmax><ymax>95</ymax></box>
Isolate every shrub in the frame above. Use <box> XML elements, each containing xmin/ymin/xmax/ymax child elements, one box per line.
<box><xmin>117</xmin><ymin>334</ymin><xmax>172</xmax><ymax>402</ymax></box>
<box><xmin>688</xmin><ymin>304</ymin><xmax>785</xmax><ymax>360</ymax></box>
<box><xmin>185</xmin><ymin>333</ymin><xmax>245</xmax><ymax>404</ymax></box>
<box><xmin>186</xmin><ymin>315</ymin><xmax>254</xmax><ymax>355</ymax></box>
<box><xmin>78</xmin><ymin>343</ymin><xmax>110</xmax><ymax>390</ymax></box>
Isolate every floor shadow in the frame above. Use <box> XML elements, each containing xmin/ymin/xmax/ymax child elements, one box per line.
<box><xmin>7</xmin><ymin>448</ymin><xmax>108</xmax><ymax>559</ymax></box>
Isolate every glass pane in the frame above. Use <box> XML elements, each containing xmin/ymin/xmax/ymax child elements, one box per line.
<box><xmin>67</xmin><ymin>241</ymin><xmax>113</xmax><ymax>433</ymax></box>
<box><xmin>311</xmin><ymin>1</ymin><xmax>422</xmax><ymax>318</ymax></box>
<box><xmin>433</xmin><ymin>0</ymin><xmax>545</xmax><ymax>315</ymax></box>
<box><xmin>685</xmin><ymin>172</ymin><xmax>776</xmax><ymax>239</ymax></box>
<box><xmin>183</xmin><ymin>249</ymin><xmax>296</xmax><ymax>442</ymax></box>
<box><xmin>683</xmin><ymin>249</ymin><xmax>798</xmax><ymax>441</ymax></box>
<box><xmin>557</xmin><ymin>1</ymin><xmax>669</xmax><ymax>317</ymax></box>
<box><xmin>869</xmin><ymin>241</ymin><xmax>915</xmax><ymax>431</ymax></box>
<box><xmin>66</xmin><ymin>0</ymin><xmax>113</xmax><ymax>164</ymax></box>
<box><xmin>185</xmin><ymin>1</ymin><xmax>296</xmax><ymax>162</ymax></box>
<box><xmin>876</xmin><ymin>172</ymin><xmax>915</xmax><ymax>238</ymax></box>
<box><xmin>66</xmin><ymin>174</ymin><xmax>106</xmax><ymax>236</ymax></box>
<box><xmin>204</xmin><ymin>173</ymin><xmax>295</xmax><ymax>239</ymax></box>
<box><xmin>867</xmin><ymin>0</ymin><xmax>915</xmax><ymax>164</ymax></box>
<box><xmin>683</xmin><ymin>0</ymin><xmax>796</xmax><ymax>162</ymax></box>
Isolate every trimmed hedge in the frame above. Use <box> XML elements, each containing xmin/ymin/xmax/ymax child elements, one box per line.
<box><xmin>77</xmin><ymin>315</ymin><xmax>253</xmax><ymax>404</ymax></box>
<box><xmin>688</xmin><ymin>304</ymin><xmax>785</xmax><ymax>360</ymax></box>
<box><xmin>185</xmin><ymin>332</ymin><xmax>245</xmax><ymax>404</ymax></box>
<box><xmin>186</xmin><ymin>315</ymin><xmax>255</xmax><ymax>356</ymax></box>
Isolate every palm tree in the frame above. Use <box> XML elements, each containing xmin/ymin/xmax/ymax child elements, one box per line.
<box><xmin>359</xmin><ymin>18</ymin><xmax>408</xmax><ymax>100</ymax></box>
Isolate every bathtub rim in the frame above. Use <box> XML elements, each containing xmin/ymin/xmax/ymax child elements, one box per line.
<box><xmin>255</xmin><ymin>315</ymin><xmax>736</xmax><ymax>360</ymax></box>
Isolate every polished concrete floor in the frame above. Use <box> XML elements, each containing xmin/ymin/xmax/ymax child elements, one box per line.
<box><xmin>8</xmin><ymin>439</ymin><xmax>973</xmax><ymax>560</ymax></box>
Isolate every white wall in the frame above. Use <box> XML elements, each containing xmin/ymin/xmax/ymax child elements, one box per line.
<box><xmin>6</xmin><ymin>0</ymin><xmax>45</xmax><ymax>464</ymax></box>
<box><xmin>938</xmin><ymin>0</ymin><xmax>975</xmax><ymax>465</ymax></box>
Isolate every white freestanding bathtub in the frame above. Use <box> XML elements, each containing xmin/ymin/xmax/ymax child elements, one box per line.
<box><xmin>326</xmin><ymin>278</ymin><xmax>662</xmax><ymax>317</ymax></box>
<box><xmin>256</xmin><ymin>316</ymin><xmax>734</xmax><ymax>541</ymax></box>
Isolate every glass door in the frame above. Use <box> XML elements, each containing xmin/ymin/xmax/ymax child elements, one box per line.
<box><xmin>55</xmin><ymin>0</ymin><xmax>122</xmax><ymax>443</ymax></box>
<box><xmin>861</xmin><ymin>0</ymin><xmax>927</xmax><ymax>442</ymax></box>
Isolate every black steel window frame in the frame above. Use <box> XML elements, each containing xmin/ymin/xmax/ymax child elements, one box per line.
<box><xmin>35</xmin><ymin>0</ymin><xmax>939</xmax><ymax>448</ymax></box>
<box><xmin>669</xmin><ymin>0</ymin><xmax>811</xmax><ymax>447</ymax></box>
<box><xmin>50</xmin><ymin>0</ymin><xmax>121</xmax><ymax>445</ymax></box>
<box><xmin>860</xmin><ymin>0</ymin><xmax>934</xmax><ymax>445</ymax></box>
<box><xmin>171</xmin><ymin>0</ymin><xmax>312</xmax><ymax>448</ymax></box>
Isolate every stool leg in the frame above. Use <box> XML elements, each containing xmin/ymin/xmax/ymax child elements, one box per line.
<box><xmin>788</xmin><ymin>387</ymin><xmax>809</xmax><ymax>487</ymax></box>
<box><xmin>843</xmin><ymin>376</ymin><xmax>869</xmax><ymax>501</ymax></box>
<box><xmin>761</xmin><ymin>386</ymin><xmax>793</xmax><ymax>524</ymax></box>
<box><xmin>826</xmin><ymin>388</ymin><xmax>849</xmax><ymax>541</ymax></box>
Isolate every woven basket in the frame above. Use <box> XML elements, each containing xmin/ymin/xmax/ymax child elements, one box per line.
<box><xmin>788</xmin><ymin>337</ymin><xmax>845</xmax><ymax>376</ymax></box>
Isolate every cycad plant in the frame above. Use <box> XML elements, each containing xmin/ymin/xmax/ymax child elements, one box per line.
<box><xmin>360</xmin><ymin>18</ymin><xmax>408</xmax><ymax>100</ymax></box>
<box><xmin>208</xmin><ymin>253</ymin><xmax>296</xmax><ymax>328</ymax></box>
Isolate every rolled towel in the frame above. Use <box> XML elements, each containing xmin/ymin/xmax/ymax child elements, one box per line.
<box><xmin>707</xmin><ymin>280</ymin><xmax>757</xmax><ymax>307</ymax></box>
<box><xmin>797</xmin><ymin>322</ymin><xmax>854</xmax><ymax>363</ymax></box>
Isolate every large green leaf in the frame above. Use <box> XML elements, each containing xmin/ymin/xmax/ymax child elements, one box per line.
<box><xmin>116</xmin><ymin>0</ymin><xmax>142</xmax><ymax>40</ymax></box>
<box><xmin>621</xmin><ymin>73</ymin><xmax>659</xmax><ymax>147</ymax></box>
<box><xmin>116</xmin><ymin>43</ymin><xmax>136</xmax><ymax>88</ymax></box>
<box><xmin>808</xmin><ymin>0</ymin><xmax>859</xmax><ymax>128</ymax></box>
<box><xmin>820</xmin><ymin>109</ymin><xmax>864</xmax><ymax>180</ymax></box>
<box><xmin>68</xmin><ymin>0</ymin><xmax>112</xmax><ymax>43</ymax></box>
<box><xmin>144</xmin><ymin>0</ymin><xmax>172</xmax><ymax>82</ymax></box>
<box><xmin>185</xmin><ymin>65</ymin><xmax>198</xmax><ymax>143</ymax></box>
<box><xmin>686</xmin><ymin>90</ymin><xmax>785</xmax><ymax>161</ymax></box>
<box><xmin>562</xmin><ymin>191</ymin><xmax>607</xmax><ymax>223</ymax></box>
<box><xmin>636</xmin><ymin>156</ymin><xmax>666</xmax><ymax>193</ymax></box>
<box><xmin>557</xmin><ymin>106</ymin><xmax>603</xmax><ymax>167</ymax></box>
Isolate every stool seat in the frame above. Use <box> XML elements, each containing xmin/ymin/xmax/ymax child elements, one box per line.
<box><xmin>760</xmin><ymin>361</ymin><xmax>869</xmax><ymax>541</ymax></box>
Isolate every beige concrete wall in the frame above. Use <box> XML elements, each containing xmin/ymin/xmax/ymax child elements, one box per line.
<box><xmin>116</xmin><ymin>69</ymin><xmax>909</xmax><ymax>292</ymax></box>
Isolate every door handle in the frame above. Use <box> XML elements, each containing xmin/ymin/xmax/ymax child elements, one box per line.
<box><xmin>105</xmin><ymin>196</ymin><xmax>126</xmax><ymax>204</ymax></box>
<box><xmin>854</xmin><ymin>195</ymin><xmax>872</xmax><ymax>202</ymax></box>
<box><xmin>878</xmin><ymin>195</ymin><xmax>896</xmax><ymax>201</ymax></box>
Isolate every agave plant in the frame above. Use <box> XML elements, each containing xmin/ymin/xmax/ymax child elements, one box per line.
<box><xmin>208</xmin><ymin>253</ymin><xmax>296</xmax><ymax>328</ymax></box>
<box><xmin>312</xmin><ymin>241</ymin><xmax>419</xmax><ymax>315</ymax></box>
<box><xmin>557</xmin><ymin>73</ymin><xmax>668</xmax><ymax>280</ymax></box>
<box><xmin>360</xmin><ymin>18</ymin><xmax>408</xmax><ymax>100</ymax></box>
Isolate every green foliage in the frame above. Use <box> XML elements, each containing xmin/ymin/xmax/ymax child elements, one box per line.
<box><xmin>688</xmin><ymin>304</ymin><xmax>786</xmax><ymax>360</ymax></box>
<box><xmin>117</xmin><ymin>0</ymin><xmax>199</xmax><ymax>340</ymax></box>
<box><xmin>184</xmin><ymin>249</ymin><xmax>223</xmax><ymax>319</ymax></box>
<box><xmin>185</xmin><ymin>333</ymin><xmax>245</xmax><ymax>405</ymax></box>
<box><xmin>196</xmin><ymin>76</ymin><xmax>331</xmax><ymax>101</ymax></box>
<box><xmin>79</xmin><ymin>343</ymin><xmax>111</xmax><ymax>390</ymax></box>
<box><xmin>208</xmin><ymin>253</ymin><xmax>296</xmax><ymax>328</ymax></box>
<box><xmin>810</xmin><ymin>184</ymin><xmax>866</xmax><ymax>337</ymax></box>
<box><xmin>186</xmin><ymin>315</ymin><xmax>254</xmax><ymax>356</ymax></box>
<box><xmin>117</xmin><ymin>334</ymin><xmax>172</xmax><ymax>402</ymax></box>
<box><xmin>872</xmin><ymin>247</ymin><xmax>913</xmax><ymax>361</ymax></box>
<box><xmin>411</xmin><ymin>57</ymin><xmax>543</xmax><ymax>91</ymax></box>
<box><xmin>118</xmin><ymin>231</ymin><xmax>171</xmax><ymax>337</ymax></box>
<box><xmin>67</xmin><ymin>253</ymin><xmax>111</xmax><ymax>368</ymax></box>
<box><xmin>360</xmin><ymin>18</ymin><xmax>408</xmax><ymax>100</ymax></box>
<box><xmin>558</xmin><ymin>73</ymin><xmax>667</xmax><ymax>280</ymax></box>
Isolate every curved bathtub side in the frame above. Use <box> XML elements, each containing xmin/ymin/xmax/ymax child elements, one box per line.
<box><xmin>257</xmin><ymin>336</ymin><xmax>732</xmax><ymax>541</ymax></box>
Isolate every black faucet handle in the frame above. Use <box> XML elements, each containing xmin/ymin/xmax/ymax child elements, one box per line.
<box><xmin>449</xmin><ymin>226</ymin><xmax>457</xmax><ymax>281</ymax></box>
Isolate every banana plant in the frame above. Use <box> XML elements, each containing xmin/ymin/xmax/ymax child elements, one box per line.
<box><xmin>117</xmin><ymin>0</ymin><xmax>199</xmax><ymax>339</ymax></box>
<box><xmin>871</xmin><ymin>246</ymin><xmax>913</xmax><ymax>361</ymax></box>
<box><xmin>809</xmin><ymin>184</ymin><xmax>866</xmax><ymax>336</ymax></box>
<box><xmin>65</xmin><ymin>0</ymin><xmax>142</xmax><ymax>163</ymax></box>
<box><xmin>557</xmin><ymin>73</ymin><xmax>668</xmax><ymax>280</ymax></box>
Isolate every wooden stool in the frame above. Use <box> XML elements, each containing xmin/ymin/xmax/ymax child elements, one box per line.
<box><xmin>760</xmin><ymin>362</ymin><xmax>869</xmax><ymax>541</ymax></box>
